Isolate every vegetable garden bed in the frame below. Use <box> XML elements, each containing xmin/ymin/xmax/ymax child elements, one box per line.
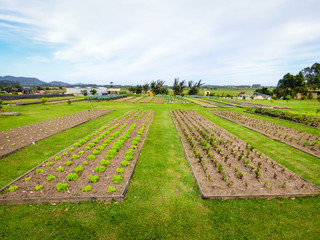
<box><xmin>127</xmin><ymin>97</ymin><xmax>144</xmax><ymax>103</ymax></box>
<box><xmin>139</xmin><ymin>97</ymin><xmax>154</xmax><ymax>103</ymax></box>
<box><xmin>0</xmin><ymin>109</ymin><xmax>113</xmax><ymax>158</ymax></box>
<box><xmin>0</xmin><ymin>110</ymin><xmax>154</xmax><ymax>204</ymax></box>
<box><xmin>212</xmin><ymin>110</ymin><xmax>320</xmax><ymax>158</ymax></box>
<box><xmin>171</xmin><ymin>110</ymin><xmax>319</xmax><ymax>199</ymax></box>
<box><xmin>153</xmin><ymin>97</ymin><xmax>163</xmax><ymax>104</ymax></box>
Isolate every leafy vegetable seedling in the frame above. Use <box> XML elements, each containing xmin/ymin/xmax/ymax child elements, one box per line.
<box><xmin>112</xmin><ymin>175</ymin><xmax>123</xmax><ymax>184</ymax></box>
<box><xmin>89</xmin><ymin>174</ymin><xmax>99</xmax><ymax>183</ymax></box>
<box><xmin>66</xmin><ymin>173</ymin><xmax>78</xmax><ymax>181</ymax></box>
<box><xmin>82</xmin><ymin>185</ymin><xmax>92</xmax><ymax>192</ymax></box>
<box><xmin>47</xmin><ymin>174</ymin><xmax>56</xmax><ymax>181</ymax></box>
<box><xmin>46</xmin><ymin>162</ymin><xmax>53</xmax><ymax>167</ymax></box>
<box><xmin>35</xmin><ymin>185</ymin><xmax>43</xmax><ymax>191</ymax></box>
<box><xmin>56</xmin><ymin>183</ymin><xmax>69</xmax><ymax>192</ymax></box>
<box><xmin>56</xmin><ymin>166</ymin><xmax>64</xmax><ymax>172</ymax></box>
<box><xmin>9</xmin><ymin>186</ymin><xmax>18</xmax><ymax>192</ymax></box>
<box><xmin>36</xmin><ymin>169</ymin><xmax>44</xmax><ymax>173</ymax></box>
<box><xmin>108</xmin><ymin>186</ymin><xmax>116</xmax><ymax>193</ymax></box>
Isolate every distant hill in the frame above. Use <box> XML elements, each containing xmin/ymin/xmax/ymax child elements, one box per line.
<box><xmin>0</xmin><ymin>76</ymin><xmax>73</xmax><ymax>86</ymax></box>
<box><xmin>48</xmin><ymin>81</ymin><xmax>71</xmax><ymax>86</ymax></box>
<box><xmin>0</xmin><ymin>76</ymin><xmax>46</xmax><ymax>86</ymax></box>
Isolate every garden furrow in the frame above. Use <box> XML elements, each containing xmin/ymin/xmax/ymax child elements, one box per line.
<box><xmin>171</xmin><ymin>110</ymin><xmax>319</xmax><ymax>199</ymax></box>
<box><xmin>0</xmin><ymin>110</ymin><xmax>154</xmax><ymax>204</ymax></box>
<box><xmin>212</xmin><ymin>110</ymin><xmax>320</xmax><ymax>158</ymax></box>
<box><xmin>0</xmin><ymin>109</ymin><xmax>113</xmax><ymax>159</ymax></box>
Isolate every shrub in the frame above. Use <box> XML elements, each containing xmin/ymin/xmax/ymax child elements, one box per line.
<box><xmin>56</xmin><ymin>183</ymin><xmax>69</xmax><ymax>192</ymax></box>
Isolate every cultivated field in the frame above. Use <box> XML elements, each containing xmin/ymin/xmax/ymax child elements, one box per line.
<box><xmin>0</xmin><ymin>98</ymin><xmax>319</xmax><ymax>239</ymax></box>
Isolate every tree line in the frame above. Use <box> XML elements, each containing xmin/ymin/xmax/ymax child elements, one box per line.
<box><xmin>128</xmin><ymin>78</ymin><xmax>204</xmax><ymax>96</ymax></box>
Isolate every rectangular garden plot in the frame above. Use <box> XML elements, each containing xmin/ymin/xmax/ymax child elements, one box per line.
<box><xmin>0</xmin><ymin>110</ymin><xmax>154</xmax><ymax>204</ymax></box>
<box><xmin>171</xmin><ymin>110</ymin><xmax>319</xmax><ymax>199</ymax></box>
<box><xmin>212</xmin><ymin>110</ymin><xmax>320</xmax><ymax>158</ymax></box>
<box><xmin>0</xmin><ymin>109</ymin><xmax>113</xmax><ymax>159</ymax></box>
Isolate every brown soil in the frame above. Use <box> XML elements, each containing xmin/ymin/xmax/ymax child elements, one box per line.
<box><xmin>153</xmin><ymin>97</ymin><xmax>163</xmax><ymax>104</ymax></box>
<box><xmin>212</xmin><ymin>110</ymin><xmax>320</xmax><ymax>158</ymax></box>
<box><xmin>0</xmin><ymin>110</ymin><xmax>154</xmax><ymax>203</ymax></box>
<box><xmin>171</xmin><ymin>110</ymin><xmax>319</xmax><ymax>199</ymax></box>
<box><xmin>113</xmin><ymin>96</ymin><xmax>135</xmax><ymax>102</ymax></box>
<box><xmin>139</xmin><ymin>97</ymin><xmax>154</xmax><ymax>103</ymax></box>
<box><xmin>127</xmin><ymin>97</ymin><xmax>144</xmax><ymax>103</ymax></box>
<box><xmin>0</xmin><ymin>109</ymin><xmax>113</xmax><ymax>158</ymax></box>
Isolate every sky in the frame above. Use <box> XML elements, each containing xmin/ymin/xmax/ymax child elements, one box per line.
<box><xmin>0</xmin><ymin>0</ymin><xmax>320</xmax><ymax>86</ymax></box>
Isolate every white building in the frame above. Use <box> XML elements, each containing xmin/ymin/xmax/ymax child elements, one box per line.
<box><xmin>66</xmin><ymin>87</ymin><xmax>107</xmax><ymax>96</ymax></box>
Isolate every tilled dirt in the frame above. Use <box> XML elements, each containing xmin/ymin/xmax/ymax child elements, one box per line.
<box><xmin>0</xmin><ymin>109</ymin><xmax>113</xmax><ymax>158</ymax></box>
<box><xmin>171</xmin><ymin>110</ymin><xmax>319</xmax><ymax>199</ymax></box>
<box><xmin>0</xmin><ymin>110</ymin><xmax>153</xmax><ymax>203</ymax></box>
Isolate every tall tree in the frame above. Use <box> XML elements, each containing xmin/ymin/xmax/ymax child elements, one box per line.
<box><xmin>173</xmin><ymin>78</ymin><xmax>186</xmax><ymax>96</ymax></box>
<box><xmin>143</xmin><ymin>83</ymin><xmax>149</xmax><ymax>93</ymax></box>
<box><xmin>188</xmin><ymin>80</ymin><xmax>204</xmax><ymax>95</ymax></box>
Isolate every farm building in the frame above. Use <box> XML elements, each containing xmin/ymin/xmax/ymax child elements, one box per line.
<box><xmin>107</xmin><ymin>88</ymin><xmax>121</xmax><ymax>95</ymax></box>
<box><xmin>66</xmin><ymin>87</ymin><xmax>107</xmax><ymax>95</ymax></box>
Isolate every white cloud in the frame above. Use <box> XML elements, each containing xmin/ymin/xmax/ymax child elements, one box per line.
<box><xmin>0</xmin><ymin>0</ymin><xmax>320</xmax><ymax>85</ymax></box>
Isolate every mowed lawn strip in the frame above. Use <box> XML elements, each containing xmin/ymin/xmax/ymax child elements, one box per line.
<box><xmin>0</xmin><ymin>102</ymin><xmax>319</xmax><ymax>239</ymax></box>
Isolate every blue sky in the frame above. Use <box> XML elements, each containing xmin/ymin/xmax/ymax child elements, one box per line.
<box><xmin>0</xmin><ymin>0</ymin><xmax>320</xmax><ymax>86</ymax></box>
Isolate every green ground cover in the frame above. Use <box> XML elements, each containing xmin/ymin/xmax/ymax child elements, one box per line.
<box><xmin>0</xmin><ymin>100</ymin><xmax>319</xmax><ymax>239</ymax></box>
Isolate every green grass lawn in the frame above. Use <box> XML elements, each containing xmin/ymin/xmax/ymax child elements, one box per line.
<box><xmin>0</xmin><ymin>100</ymin><xmax>319</xmax><ymax>240</ymax></box>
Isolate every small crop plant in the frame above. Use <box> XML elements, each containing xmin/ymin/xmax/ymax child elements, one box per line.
<box><xmin>82</xmin><ymin>185</ymin><xmax>92</xmax><ymax>192</ymax></box>
<box><xmin>74</xmin><ymin>165</ymin><xmax>84</xmax><ymax>173</ymax></box>
<box><xmin>46</xmin><ymin>162</ymin><xmax>53</xmax><ymax>167</ymax></box>
<box><xmin>108</xmin><ymin>186</ymin><xmax>116</xmax><ymax>193</ymax></box>
<box><xmin>120</xmin><ymin>160</ymin><xmax>129</xmax><ymax>167</ymax></box>
<box><xmin>95</xmin><ymin>165</ymin><xmax>106</xmax><ymax>173</ymax></box>
<box><xmin>64</xmin><ymin>161</ymin><xmax>73</xmax><ymax>166</ymax></box>
<box><xmin>87</xmin><ymin>155</ymin><xmax>96</xmax><ymax>161</ymax></box>
<box><xmin>35</xmin><ymin>185</ymin><xmax>43</xmax><ymax>191</ymax></box>
<box><xmin>36</xmin><ymin>169</ymin><xmax>44</xmax><ymax>173</ymax></box>
<box><xmin>56</xmin><ymin>166</ymin><xmax>64</xmax><ymax>172</ymax></box>
<box><xmin>112</xmin><ymin>175</ymin><xmax>123</xmax><ymax>184</ymax></box>
<box><xmin>9</xmin><ymin>186</ymin><xmax>18</xmax><ymax>192</ymax></box>
<box><xmin>56</xmin><ymin>183</ymin><xmax>69</xmax><ymax>192</ymax></box>
<box><xmin>116</xmin><ymin>168</ymin><xmax>124</xmax><ymax>174</ymax></box>
<box><xmin>25</xmin><ymin>177</ymin><xmax>31</xmax><ymax>181</ymax></box>
<box><xmin>47</xmin><ymin>174</ymin><xmax>56</xmax><ymax>181</ymax></box>
<box><xmin>66</xmin><ymin>173</ymin><xmax>78</xmax><ymax>181</ymax></box>
<box><xmin>89</xmin><ymin>174</ymin><xmax>99</xmax><ymax>183</ymax></box>
<box><xmin>55</xmin><ymin>156</ymin><xmax>61</xmax><ymax>161</ymax></box>
<box><xmin>100</xmin><ymin>159</ymin><xmax>111</xmax><ymax>166</ymax></box>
